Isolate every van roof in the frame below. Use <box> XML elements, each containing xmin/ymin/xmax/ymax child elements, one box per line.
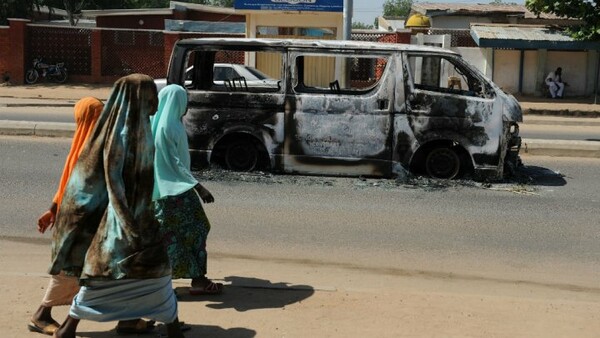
<box><xmin>175</xmin><ymin>37</ymin><xmax>459</xmax><ymax>55</ymax></box>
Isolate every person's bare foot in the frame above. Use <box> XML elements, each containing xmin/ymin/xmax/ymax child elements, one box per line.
<box><xmin>28</xmin><ymin>306</ymin><xmax>59</xmax><ymax>335</ymax></box>
<box><xmin>52</xmin><ymin>316</ymin><xmax>79</xmax><ymax>338</ymax></box>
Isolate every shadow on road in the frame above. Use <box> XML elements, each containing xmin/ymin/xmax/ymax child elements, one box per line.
<box><xmin>80</xmin><ymin>324</ymin><xmax>257</xmax><ymax>338</ymax></box>
<box><xmin>175</xmin><ymin>276</ymin><xmax>315</xmax><ymax>312</ymax></box>
<box><xmin>513</xmin><ymin>165</ymin><xmax>567</xmax><ymax>187</ymax></box>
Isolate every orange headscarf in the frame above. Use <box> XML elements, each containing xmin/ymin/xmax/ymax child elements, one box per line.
<box><xmin>52</xmin><ymin>97</ymin><xmax>104</xmax><ymax>207</ymax></box>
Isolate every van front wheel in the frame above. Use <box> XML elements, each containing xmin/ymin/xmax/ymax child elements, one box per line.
<box><xmin>225</xmin><ymin>141</ymin><xmax>259</xmax><ymax>172</ymax></box>
<box><xmin>425</xmin><ymin>147</ymin><xmax>460</xmax><ymax>179</ymax></box>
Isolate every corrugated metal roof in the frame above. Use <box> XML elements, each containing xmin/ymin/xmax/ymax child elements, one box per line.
<box><xmin>470</xmin><ymin>24</ymin><xmax>600</xmax><ymax>50</ymax></box>
<box><xmin>472</xmin><ymin>24</ymin><xmax>572</xmax><ymax>42</ymax></box>
<box><xmin>413</xmin><ymin>3</ymin><xmax>566</xmax><ymax>20</ymax></box>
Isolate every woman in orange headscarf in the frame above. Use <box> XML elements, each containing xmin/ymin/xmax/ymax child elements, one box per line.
<box><xmin>28</xmin><ymin>97</ymin><xmax>103</xmax><ymax>336</ymax></box>
<box><xmin>37</xmin><ymin>97</ymin><xmax>103</xmax><ymax>233</ymax></box>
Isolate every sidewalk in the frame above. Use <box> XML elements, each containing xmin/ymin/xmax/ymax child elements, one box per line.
<box><xmin>2</xmin><ymin>238</ymin><xmax>599</xmax><ymax>338</ymax></box>
<box><xmin>1</xmin><ymin>84</ymin><xmax>600</xmax><ymax>158</ymax></box>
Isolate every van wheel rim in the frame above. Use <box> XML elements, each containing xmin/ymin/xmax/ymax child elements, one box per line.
<box><xmin>425</xmin><ymin>147</ymin><xmax>460</xmax><ymax>179</ymax></box>
<box><xmin>225</xmin><ymin>142</ymin><xmax>258</xmax><ymax>171</ymax></box>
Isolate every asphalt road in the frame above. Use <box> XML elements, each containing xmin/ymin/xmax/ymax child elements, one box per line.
<box><xmin>0</xmin><ymin>105</ymin><xmax>74</xmax><ymax>123</ymax></box>
<box><xmin>1</xmin><ymin>135</ymin><xmax>599</xmax><ymax>290</ymax></box>
<box><xmin>1</xmin><ymin>105</ymin><xmax>600</xmax><ymax>141</ymax></box>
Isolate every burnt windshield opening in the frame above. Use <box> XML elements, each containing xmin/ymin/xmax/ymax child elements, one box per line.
<box><xmin>406</xmin><ymin>54</ymin><xmax>494</xmax><ymax>99</ymax></box>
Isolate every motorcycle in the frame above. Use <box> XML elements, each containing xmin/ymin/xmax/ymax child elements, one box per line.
<box><xmin>25</xmin><ymin>58</ymin><xmax>68</xmax><ymax>84</ymax></box>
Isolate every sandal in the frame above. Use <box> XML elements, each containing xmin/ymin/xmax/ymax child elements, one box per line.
<box><xmin>28</xmin><ymin>320</ymin><xmax>59</xmax><ymax>336</ymax></box>
<box><xmin>115</xmin><ymin>319</ymin><xmax>156</xmax><ymax>335</ymax></box>
<box><xmin>189</xmin><ymin>281</ymin><xmax>223</xmax><ymax>295</ymax></box>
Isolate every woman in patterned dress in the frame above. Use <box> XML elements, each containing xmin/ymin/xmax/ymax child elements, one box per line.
<box><xmin>152</xmin><ymin>84</ymin><xmax>222</xmax><ymax>295</ymax></box>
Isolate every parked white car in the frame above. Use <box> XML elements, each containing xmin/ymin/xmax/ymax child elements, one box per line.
<box><xmin>154</xmin><ymin>63</ymin><xmax>278</xmax><ymax>92</ymax></box>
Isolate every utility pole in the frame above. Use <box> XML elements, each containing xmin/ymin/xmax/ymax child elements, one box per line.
<box><xmin>343</xmin><ymin>0</ymin><xmax>353</xmax><ymax>40</ymax></box>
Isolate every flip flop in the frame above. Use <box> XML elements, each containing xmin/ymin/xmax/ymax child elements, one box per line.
<box><xmin>28</xmin><ymin>320</ymin><xmax>59</xmax><ymax>336</ymax></box>
<box><xmin>189</xmin><ymin>281</ymin><xmax>223</xmax><ymax>295</ymax></box>
<box><xmin>115</xmin><ymin>319</ymin><xmax>156</xmax><ymax>335</ymax></box>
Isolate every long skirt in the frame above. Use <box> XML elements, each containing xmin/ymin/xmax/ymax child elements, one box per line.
<box><xmin>41</xmin><ymin>273</ymin><xmax>80</xmax><ymax>307</ymax></box>
<box><xmin>154</xmin><ymin>187</ymin><xmax>211</xmax><ymax>279</ymax></box>
<box><xmin>69</xmin><ymin>275</ymin><xmax>177</xmax><ymax>323</ymax></box>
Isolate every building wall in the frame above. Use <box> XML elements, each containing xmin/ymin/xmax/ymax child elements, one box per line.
<box><xmin>493</xmin><ymin>49</ymin><xmax>520</xmax><ymax>94</ymax></box>
<box><xmin>453</xmin><ymin>47</ymin><xmax>488</xmax><ymax>76</ymax></box>
<box><xmin>546</xmin><ymin>51</ymin><xmax>588</xmax><ymax>96</ymax></box>
<box><xmin>185</xmin><ymin>11</ymin><xmax>244</xmax><ymax>22</ymax></box>
<box><xmin>96</xmin><ymin>15</ymin><xmax>170</xmax><ymax>30</ymax></box>
<box><xmin>430</xmin><ymin>16</ymin><xmax>492</xmax><ymax>29</ymax></box>
<box><xmin>523</xmin><ymin>50</ymin><xmax>538</xmax><ymax>94</ymax></box>
<box><xmin>0</xmin><ymin>26</ymin><xmax>8</xmax><ymax>80</ymax></box>
<box><xmin>245</xmin><ymin>11</ymin><xmax>344</xmax><ymax>40</ymax></box>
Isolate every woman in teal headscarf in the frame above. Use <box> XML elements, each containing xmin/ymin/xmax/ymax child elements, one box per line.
<box><xmin>152</xmin><ymin>84</ymin><xmax>222</xmax><ymax>295</ymax></box>
<box><xmin>50</xmin><ymin>74</ymin><xmax>184</xmax><ymax>338</ymax></box>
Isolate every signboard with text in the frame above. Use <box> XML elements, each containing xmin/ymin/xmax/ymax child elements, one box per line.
<box><xmin>234</xmin><ymin>0</ymin><xmax>343</xmax><ymax>12</ymax></box>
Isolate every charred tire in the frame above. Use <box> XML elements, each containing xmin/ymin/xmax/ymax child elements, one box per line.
<box><xmin>225</xmin><ymin>140</ymin><xmax>259</xmax><ymax>172</ymax></box>
<box><xmin>425</xmin><ymin>147</ymin><xmax>461</xmax><ymax>179</ymax></box>
<box><xmin>25</xmin><ymin>69</ymin><xmax>39</xmax><ymax>84</ymax></box>
<box><xmin>54</xmin><ymin>69</ymin><xmax>67</xmax><ymax>83</ymax></box>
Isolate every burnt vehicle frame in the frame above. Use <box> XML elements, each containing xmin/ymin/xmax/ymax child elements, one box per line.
<box><xmin>166</xmin><ymin>38</ymin><xmax>522</xmax><ymax>180</ymax></box>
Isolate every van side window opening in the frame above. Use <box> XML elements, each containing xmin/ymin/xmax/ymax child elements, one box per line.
<box><xmin>185</xmin><ymin>49</ymin><xmax>284</xmax><ymax>93</ymax></box>
<box><xmin>406</xmin><ymin>54</ymin><xmax>488</xmax><ymax>98</ymax></box>
<box><xmin>294</xmin><ymin>53</ymin><xmax>389</xmax><ymax>95</ymax></box>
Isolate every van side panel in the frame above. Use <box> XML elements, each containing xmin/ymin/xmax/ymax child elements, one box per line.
<box><xmin>283</xmin><ymin>52</ymin><xmax>396</xmax><ymax>177</ymax></box>
<box><xmin>184</xmin><ymin>92</ymin><xmax>286</xmax><ymax>167</ymax></box>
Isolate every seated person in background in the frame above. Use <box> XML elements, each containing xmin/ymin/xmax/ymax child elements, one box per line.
<box><xmin>545</xmin><ymin>67</ymin><xmax>567</xmax><ymax>99</ymax></box>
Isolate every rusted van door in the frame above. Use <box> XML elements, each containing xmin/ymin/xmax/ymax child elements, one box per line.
<box><xmin>283</xmin><ymin>52</ymin><xmax>396</xmax><ymax>177</ymax></box>
<box><xmin>401</xmin><ymin>52</ymin><xmax>502</xmax><ymax>179</ymax></box>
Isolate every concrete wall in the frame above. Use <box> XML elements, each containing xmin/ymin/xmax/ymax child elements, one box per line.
<box><xmin>457</xmin><ymin>49</ymin><xmax>595</xmax><ymax>97</ymax></box>
<box><xmin>493</xmin><ymin>50</ymin><xmax>520</xmax><ymax>94</ymax></box>
<box><xmin>453</xmin><ymin>47</ymin><xmax>488</xmax><ymax>77</ymax></box>
<box><xmin>546</xmin><ymin>51</ymin><xmax>588</xmax><ymax>96</ymax></box>
<box><xmin>522</xmin><ymin>50</ymin><xmax>538</xmax><ymax>94</ymax></box>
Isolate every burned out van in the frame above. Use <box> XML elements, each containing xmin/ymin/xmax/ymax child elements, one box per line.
<box><xmin>165</xmin><ymin>38</ymin><xmax>522</xmax><ymax>180</ymax></box>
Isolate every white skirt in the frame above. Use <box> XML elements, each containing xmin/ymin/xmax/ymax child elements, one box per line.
<box><xmin>69</xmin><ymin>275</ymin><xmax>177</xmax><ymax>323</ymax></box>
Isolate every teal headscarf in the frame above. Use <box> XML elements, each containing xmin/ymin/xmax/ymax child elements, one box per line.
<box><xmin>50</xmin><ymin>74</ymin><xmax>170</xmax><ymax>280</ymax></box>
<box><xmin>151</xmin><ymin>84</ymin><xmax>197</xmax><ymax>200</ymax></box>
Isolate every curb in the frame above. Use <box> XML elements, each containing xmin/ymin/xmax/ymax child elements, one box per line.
<box><xmin>1</xmin><ymin>121</ymin><xmax>599</xmax><ymax>159</ymax></box>
<box><xmin>524</xmin><ymin>108</ymin><xmax>600</xmax><ymax>118</ymax></box>
<box><xmin>521</xmin><ymin>138</ymin><xmax>600</xmax><ymax>158</ymax></box>
<box><xmin>0</xmin><ymin>103</ymin><xmax>76</xmax><ymax>108</ymax></box>
<box><xmin>0</xmin><ymin>120</ymin><xmax>74</xmax><ymax>138</ymax></box>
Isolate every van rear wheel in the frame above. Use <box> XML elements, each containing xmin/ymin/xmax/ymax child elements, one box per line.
<box><xmin>225</xmin><ymin>140</ymin><xmax>259</xmax><ymax>171</ymax></box>
<box><xmin>425</xmin><ymin>147</ymin><xmax>460</xmax><ymax>179</ymax></box>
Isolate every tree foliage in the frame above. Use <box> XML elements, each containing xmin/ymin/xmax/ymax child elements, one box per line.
<box><xmin>352</xmin><ymin>21</ymin><xmax>374</xmax><ymax>29</ymax></box>
<box><xmin>526</xmin><ymin>0</ymin><xmax>600</xmax><ymax>40</ymax></box>
<box><xmin>382</xmin><ymin>0</ymin><xmax>413</xmax><ymax>18</ymax></box>
<box><xmin>0</xmin><ymin>0</ymin><xmax>38</xmax><ymax>25</ymax></box>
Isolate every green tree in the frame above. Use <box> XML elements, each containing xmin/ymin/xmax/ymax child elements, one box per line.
<box><xmin>526</xmin><ymin>0</ymin><xmax>600</xmax><ymax>40</ymax></box>
<box><xmin>352</xmin><ymin>21</ymin><xmax>374</xmax><ymax>29</ymax></box>
<box><xmin>382</xmin><ymin>0</ymin><xmax>412</xmax><ymax>18</ymax></box>
<box><xmin>0</xmin><ymin>0</ymin><xmax>37</xmax><ymax>25</ymax></box>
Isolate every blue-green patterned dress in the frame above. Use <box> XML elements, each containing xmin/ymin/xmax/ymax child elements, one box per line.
<box><xmin>154</xmin><ymin>187</ymin><xmax>211</xmax><ymax>279</ymax></box>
